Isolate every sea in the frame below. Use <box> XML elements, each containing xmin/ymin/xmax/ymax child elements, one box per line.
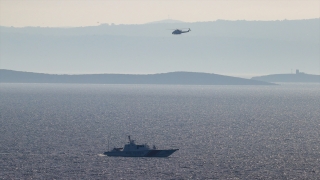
<box><xmin>0</xmin><ymin>83</ymin><xmax>319</xmax><ymax>179</ymax></box>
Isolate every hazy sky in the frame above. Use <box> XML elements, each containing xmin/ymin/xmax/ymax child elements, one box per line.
<box><xmin>1</xmin><ymin>0</ymin><xmax>319</xmax><ymax>27</ymax></box>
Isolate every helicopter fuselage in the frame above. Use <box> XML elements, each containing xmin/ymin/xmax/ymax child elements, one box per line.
<box><xmin>172</xmin><ymin>29</ymin><xmax>191</xmax><ymax>35</ymax></box>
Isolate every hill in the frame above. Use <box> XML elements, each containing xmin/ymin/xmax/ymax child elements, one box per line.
<box><xmin>251</xmin><ymin>71</ymin><xmax>320</xmax><ymax>83</ymax></box>
<box><xmin>0</xmin><ymin>69</ymin><xmax>275</xmax><ymax>85</ymax></box>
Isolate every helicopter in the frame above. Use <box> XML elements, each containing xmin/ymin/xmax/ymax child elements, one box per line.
<box><xmin>170</xmin><ymin>28</ymin><xmax>191</xmax><ymax>35</ymax></box>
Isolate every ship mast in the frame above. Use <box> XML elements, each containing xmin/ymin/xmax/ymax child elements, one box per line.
<box><xmin>108</xmin><ymin>136</ymin><xmax>109</xmax><ymax>151</ymax></box>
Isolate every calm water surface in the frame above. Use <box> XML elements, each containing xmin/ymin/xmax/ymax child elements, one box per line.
<box><xmin>1</xmin><ymin>84</ymin><xmax>319</xmax><ymax>179</ymax></box>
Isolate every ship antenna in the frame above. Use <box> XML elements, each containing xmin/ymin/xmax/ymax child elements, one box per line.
<box><xmin>107</xmin><ymin>136</ymin><xmax>109</xmax><ymax>151</ymax></box>
<box><xmin>128</xmin><ymin>135</ymin><xmax>131</xmax><ymax>143</ymax></box>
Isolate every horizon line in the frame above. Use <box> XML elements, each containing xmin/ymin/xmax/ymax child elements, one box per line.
<box><xmin>1</xmin><ymin>18</ymin><xmax>319</xmax><ymax>28</ymax></box>
<box><xmin>2</xmin><ymin>69</ymin><xmax>319</xmax><ymax>79</ymax></box>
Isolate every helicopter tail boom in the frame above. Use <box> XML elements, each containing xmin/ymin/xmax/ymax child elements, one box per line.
<box><xmin>182</xmin><ymin>28</ymin><xmax>191</xmax><ymax>33</ymax></box>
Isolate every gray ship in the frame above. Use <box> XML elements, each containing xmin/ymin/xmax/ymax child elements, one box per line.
<box><xmin>104</xmin><ymin>136</ymin><xmax>178</xmax><ymax>157</ymax></box>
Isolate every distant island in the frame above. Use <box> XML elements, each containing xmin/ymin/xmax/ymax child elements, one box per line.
<box><xmin>0</xmin><ymin>69</ymin><xmax>275</xmax><ymax>85</ymax></box>
<box><xmin>251</xmin><ymin>70</ymin><xmax>320</xmax><ymax>83</ymax></box>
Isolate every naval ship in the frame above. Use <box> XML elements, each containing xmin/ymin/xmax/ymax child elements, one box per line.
<box><xmin>103</xmin><ymin>136</ymin><xmax>178</xmax><ymax>157</ymax></box>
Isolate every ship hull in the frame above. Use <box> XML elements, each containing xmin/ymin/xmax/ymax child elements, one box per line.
<box><xmin>103</xmin><ymin>149</ymin><xmax>178</xmax><ymax>157</ymax></box>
